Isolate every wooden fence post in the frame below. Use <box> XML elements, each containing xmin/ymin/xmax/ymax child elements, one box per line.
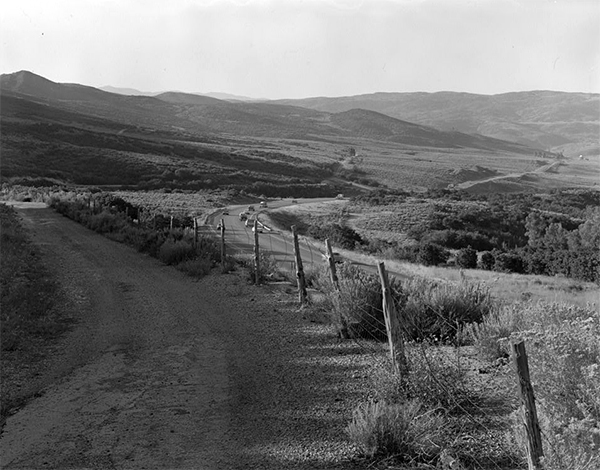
<box><xmin>512</xmin><ymin>341</ymin><xmax>544</xmax><ymax>470</ymax></box>
<box><xmin>170</xmin><ymin>215</ymin><xmax>174</xmax><ymax>231</ymax></box>
<box><xmin>220</xmin><ymin>218</ymin><xmax>226</xmax><ymax>272</ymax></box>
<box><xmin>377</xmin><ymin>262</ymin><xmax>407</xmax><ymax>377</ymax></box>
<box><xmin>253</xmin><ymin>219</ymin><xmax>260</xmax><ymax>286</ymax></box>
<box><xmin>193</xmin><ymin>217</ymin><xmax>198</xmax><ymax>249</ymax></box>
<box><xmin>325</xmin><ymin>239</ymin><xmax>339</xmax><ymax>289</ymax></box>
<box><xmin>326</xmin><ymin>238</ymin><xmax>349</xmax><ymax>338</ymax></box>
<box><xmin>291</xmin><ymin>225</ymin><xmax>308</xmax><ymax>305</ymax></box>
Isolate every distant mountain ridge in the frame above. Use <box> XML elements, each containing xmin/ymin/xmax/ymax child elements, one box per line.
<box><xmin>1</xmin><ymin>70</ymin><xmax>532</xmax><ymax>154</ymax></box>
<box><xmin>100</xmin><ymin>85</ymin><xmax>259</xmax><ymax>102</ymax></box>
<box><xmin>272</xmin><ymin>91</ymin><xmax>600</xmax><ymax>156</ymax></box>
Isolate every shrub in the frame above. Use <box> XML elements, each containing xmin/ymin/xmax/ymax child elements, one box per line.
<box><xmin>323</xmin><ymin>263</ymin><xmax>405</xmax><ymax>340</ymax></box>
<box><xmin>158</xmin><ymin>239</ymin><xmax>195</xmax><ymax>265</ymax></box>
<box><xmin>493</xmin><ymin>251</ymin><xmax>525</xmax><ymax>273</ymax></box>
<box><xmin>176</xmin><ymin>256</ymin><xmax>213</xmax><ymax>277</ymax></box>
<box><xmin>478</xmin><ymin>251</ymin><xmax>495</xmax><ymax>270</ymax></box>
<box><xmin>402</xmin><ymin>278</ymin><xmax>494</xmax><ymax>343</ymax></box>
<box><xmin>417</xmin><ymin>242</ymin><xmax>449</xmax><ymax>266</ymax></box>
<box><xmin>346</xmin><ymin>399</ymin><xmax>445</xmax><ymax>460</ymax></box>
<box><xmin>240</xmin><ymin>253</ymin><xmax>281</xmax><ymax>284</ymax></box>
<box><xmin>87</xmin><ymin>211</ymin><xmax>127</xmax><ymax>234</ymax></box>
<box><xmin>406</xmin><ymin>344</ymin><xmax>472</xmax><ymax>412</ymax></box>
<box><xmin>308</xmin><ymin>223</ymin><xmax>363</xmax><ymax>250</ymax></box>
<box><xmin>122</xmin><ymin>226</ymin><xmax>166</xmax><ymax>257</ymax></box>
<box><xmin>472</xmin><ymin>302</ymin><xmax>600</xmax><ymax>466</ymax></box>
<box><xmin>465</xmin><ymin>303</ymin><xmax>527</xmax><ymax>361</ymax></box>
<box><xmin>371</xmin><ymin>345</ymin><xmax>471</xmax><ymax>413</ymax></box>
<box><xmin>512</xmin><ymin>404</ymin><xmax>600</xmax><ymax>470</ymax></box>
<box><xmin>456</xmin><ymin>246</ymin><xmax>477</xmax><ymax>269</ymax></box>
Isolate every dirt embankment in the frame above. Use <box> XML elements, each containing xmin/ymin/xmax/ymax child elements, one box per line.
<box><xmin>0</xmin><ymin>204</ymin><xmax>371</xmax><ymax>469</ymax></box>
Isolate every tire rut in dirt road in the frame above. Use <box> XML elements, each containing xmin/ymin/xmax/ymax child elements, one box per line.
<box><xmin>0</xmin><ymin>207</ymin><xmax>251</xmax><ymax>469</ymax></box>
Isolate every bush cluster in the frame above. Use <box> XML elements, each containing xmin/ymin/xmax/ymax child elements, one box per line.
<box><xmin>48</xmin><ymin>194</ymin><xmax>220</xmax><ymax>277</ymax></box>
<box><xmin>357</xmin><ymin>188</ymin><xmax>599</xmax><ymax>281</ymax></box>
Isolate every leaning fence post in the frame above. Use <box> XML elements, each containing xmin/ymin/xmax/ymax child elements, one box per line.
<box><xmin>193</xmin><ymin>217</ymin><xmax>198</xmax><ymax>248</ymax></box>
<box><xmin>291</xmin><ymin>225</ymin><xmax>308</xmax><ymax>305</ymax></box>
<box><xmin>512</xmin><ymin>341</ymin><xmax>544</xmax><ymax>470</ymax></box>
<box><xmin>253</xmin><ymin>219</ymin><xmax>260</xmax><ymax>286</ymax></box>
<box><xmin>377</xmin><ymin>262</ymin><xmax>407</xmax><ymax>377</ymax></box>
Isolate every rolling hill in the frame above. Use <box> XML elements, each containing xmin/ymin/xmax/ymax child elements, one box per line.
<box><xmin>272</xmin><ymin>91</ymin><xmax>600</xmax><ymax>157</ymax></box>
<box><xmin>4</xmin><ymin>70</ymin><xmax>597</xmax><ymax>193</ymax></box>
<box><xmin>1</xmin><ymin>71</ymin><xmax>532</xmax><ymax>153</ymax></box>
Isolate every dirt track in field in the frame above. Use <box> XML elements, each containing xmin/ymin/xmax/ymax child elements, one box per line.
<box><xmin>0</xmin><ymin>204</ymin><xmax>369</xmax><ymax>469</ymax></box>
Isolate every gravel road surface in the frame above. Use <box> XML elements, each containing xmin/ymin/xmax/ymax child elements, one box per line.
<box><xmin>1</xmin><ymin>204</ymin><xmax>375</xmax><ymax>469</ymax></box>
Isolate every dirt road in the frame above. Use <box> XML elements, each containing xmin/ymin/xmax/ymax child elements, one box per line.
<box><xmin>0</xmin><ymin>205</ymin><xmax>369</xmax><ymax>469</ymax></box>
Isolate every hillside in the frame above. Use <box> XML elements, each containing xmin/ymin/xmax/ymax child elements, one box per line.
<box><xmin>3</xmin><ymin>70</ymin><xmax>597</xmax><ymax>193</ymax></box>
<box><xmin>1</xmin><ymin>71</ymin><xmax>532</xmax><ymax>152</ymax></box>
<box><xmin>273</xmin><ymin>91</ymin><xmax>600</xmax><ymax>157</ymax></box>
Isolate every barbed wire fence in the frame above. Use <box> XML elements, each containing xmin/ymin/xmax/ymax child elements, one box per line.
<box><xmin>198</xmin><ymin>213</ymin><xmax>547</xmax><ymax>470</ymax></box>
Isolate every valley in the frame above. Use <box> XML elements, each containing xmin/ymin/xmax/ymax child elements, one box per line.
<box><xmin>4</xmin><ymin>70</ymin><xmax>597</xmax><ymax>195</ymax></box>
<box><xmin>1</xmin><ymin>70</ymin><xmax>599</xmax><ymax>470</ymax></box>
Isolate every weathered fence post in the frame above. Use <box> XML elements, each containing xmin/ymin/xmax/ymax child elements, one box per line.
<box><xmin>193</xmin><ymin>217</ymin><xmax>198</xmax><ymax>249</ymax></box>
<box><xmin>377</xmin><ymin>262</ymin><xmax>407</xmax><ymax>377</ymax></box>
<box><xmin>291</xmin><ymin>225</ymin><xmax>308</xmax><ymax>305</ymax></box>
<box><xmin>253</xmin><ymin>219</ymin><xmax>260</xmax><ymax>286</ymax></box>
<box><xmin>326</xmin><ymin>239</ymin><xmax>349</xmax><ymax>338</ymax></box>
<box><xmin>170</xmin><ymin>215</ymin><xmax>174</xmax><ymax>231</ymax></box>
<box><xmin>512</xmin><ymin>341</ymin><xmax>544</xmax><ymax>470</ymax></box>
<box><xmin>220</xmin><ymin>218</ymin><xmax>226</xmax><ymax>272</ymax></box>
<box><xmin>325</xmin><ymin>239</ymin><xmax>339</xmax><ymax>289</ymax></box>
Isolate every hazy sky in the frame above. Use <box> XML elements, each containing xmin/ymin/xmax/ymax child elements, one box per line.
<box><xmin>2</xmin><ymin>0</ymin><xmax>599</xmax><ymax>98</ymax></box>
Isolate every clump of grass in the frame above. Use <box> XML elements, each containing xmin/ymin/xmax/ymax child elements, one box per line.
<box><xmin>346</xmin><ymin>399</ymin><xmax>445</xmax><ymax>461</ymax></box>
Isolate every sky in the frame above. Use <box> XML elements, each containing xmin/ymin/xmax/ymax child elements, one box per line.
<box><xmin>1</xmin><ymin>0</ymin><xmax>599</xmax><ymax>99</ymax></box>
